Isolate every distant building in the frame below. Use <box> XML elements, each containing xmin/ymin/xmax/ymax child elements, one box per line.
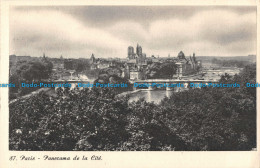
<box><xmin>125</xmin><ymin>44</ymin><xmax>148</xmax><ymax>79</ymax></box>
<box><xmin>177</xmin><ymin>51</ymin><xmax>185</xmax><ymax>60</ymax></box>
<box><xmin>136</xmin><ymin>44</ymin><xmax>142</xmax><ymax>57</ymax></box>
<box><xmin>137</xmin><ymin>52</ymin><xmax>147</xmax><ymax>65</ymax></box>
<box><xmin>127</xmin><ymin>44</ymin><xmax>147</xmax><ymax>65</ymax></box>
<box><xmin>128</xmin><ymin>46</ymin><xmax>136</xmax><ymax>59</ymax></box>
<box><xmin>130</xmin><ymin>71</ymin><xmax>144</xmax><ymax>80</ymax></box>
<box><xmin>174</xmin><ymin>51</ymin><xmax>201</xmax><ymax>79</ymax></box>
<box><xmin>90</xmin><ymin>64</ymin><xmax>97</xmax><ymax>70</ymax></box>
<box><xmin>90</xmin><ymin>53</ymin><xmax>96</xmax><ymax>64</ymax></box>
<box><xmin>51</xmin><ymin>56</ymin><xmax>64</xmax><ymax>71</ymax></box>
<box><xmin>89</xmin><ymin>53</ymin><xmax>99</xmax><ymax>70</ymax></box>
<box><xmin>151</xmin><ymin>59</ymin><xmax>159</xmax><ymax>63</ymax></box>
<box><xmin>97</xmin><ymin>63</ymin><xmax>110</xmax><ymax>69</ymax></box>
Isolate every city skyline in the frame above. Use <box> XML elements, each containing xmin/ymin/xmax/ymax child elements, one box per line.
<box><xmin>10</xmin><ymin>6</ymin><xmax>256</xmax><ymax>58</ymax></box>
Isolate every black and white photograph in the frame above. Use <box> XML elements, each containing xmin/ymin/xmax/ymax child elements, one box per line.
<box><xmin>6</xmin><ymin>5</ymin><xmax>257</xmax><ymax>153</ymax></box>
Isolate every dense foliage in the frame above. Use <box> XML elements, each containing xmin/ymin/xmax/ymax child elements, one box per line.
<box><xmin>9</xmin><ymin>64</ymin><xmax>256</xmax><ymax>151</ymax></box>
<box><xmin>146</xmin><ymin>62</ymin><xmax>177</xmax><ymax>79</ymax></box>
<box><xmin>95</xmin><ymin>67</ymin><xmax>131</xmax><ymax>94</ymax></box>
<box><xmin>9</xmin><ymin>59</ymin><xmax>53</xmax><ymax>99</ymax></box>
<box><xmin>64</xmin><ymin>59</ymin><xmax>88</xmax><ymax>72</ymax></box>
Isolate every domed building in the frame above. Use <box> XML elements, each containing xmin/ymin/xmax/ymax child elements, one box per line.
<box><xmin>174</xmin><ymin>51</ymin><xmax>201</xmax><ymax>79</ymax></box>
<box><xmin>177</xmin><ymin>51</ymin><xmax>186</xmax><ymax>60</ymax></box>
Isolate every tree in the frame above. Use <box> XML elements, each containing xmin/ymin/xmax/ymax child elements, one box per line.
<box><xmin>10</xmin><ymin>88</ymin><xmax>130</xmax><ymax>151</ymax></box>
<box><xmin>9</xmin><ymin>60</ymin><xmax>53</xmax><ymax>98</ymax></box>
<box><xmin>146</xmin><ymin>62</ymin><xmax>177</xmax><ymax>79</ymax></box>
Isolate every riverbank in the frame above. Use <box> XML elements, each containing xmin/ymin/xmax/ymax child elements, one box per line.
<box><xmin>116</xmin><ymin>89</ymin><xmax>142</xmax><ymax>98</ymax></box>
<box><xmin>9</xmin><ymin>88</ymin><xmax>51</xmax><ymax>104</ymax></box>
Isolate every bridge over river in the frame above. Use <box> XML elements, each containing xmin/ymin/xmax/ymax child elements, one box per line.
<box><xmin>42</xmin><ymin>78</ymin><xmax>219</xmax><ymax>91</ymax></box>
<box><xmin>130</xmin><ymin>79</ymin><xmax>219</xmax><ymax>90</ymax></box>
<box><xmin>9</xmin><ymin>78</ymin><xmax>220</xmax><ymax>105</ymax></box>
<box><xmin>130</xmin><ymin>79</ymin><xmax>218</xmax><ymax>84</ymax></box>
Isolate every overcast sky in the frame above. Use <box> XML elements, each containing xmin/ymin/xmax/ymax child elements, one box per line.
<box><xmin>10</xmin><ymin>6</ymin><xmax>256</xmax><ymax>58</ymax></box>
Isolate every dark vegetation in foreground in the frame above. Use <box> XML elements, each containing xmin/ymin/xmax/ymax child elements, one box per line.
<box><xmin>9</xmin><ymin>64</ymin><xmax>256</xmax><ymax>151</ymax></box>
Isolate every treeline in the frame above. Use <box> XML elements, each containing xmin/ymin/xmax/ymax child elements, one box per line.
<box><xmin>95</xmin><ymin>67</ymin><xmax>131</xmax><ymax>94</ymax></box>
<box><xmin>9</xmin><ymin>58</ymin><xmax>53</xmax><ymax>99</ymax></box>
<box><xmin>64</xmin><ymin>59</ymin><xmax>90</xmax><ymax>72</ymax></box>
<box><xmin>9</xmin><ymin>64</ymin><xmax>256</xmax><ymax>151</ymax></box>
<box><xmin>211</xmin><ymin>58</ymin><xmax>250</xmax><ymax>68</ymax></box>
<box><xmin>146</xmin><ymin>62</ymin><xmax>177</xmax><ymax>79</ymax></box>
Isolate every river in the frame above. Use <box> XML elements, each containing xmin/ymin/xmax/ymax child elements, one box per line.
<box><xmin>128</xmin><ymin>90</ymin><xmax>176</xmax><ymax>104</ymax></box>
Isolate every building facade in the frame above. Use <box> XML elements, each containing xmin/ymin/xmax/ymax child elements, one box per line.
<box><xmin>174</xmin><ymin>51</ymin><xmax>201</xmax><ymax>79</ymax></box>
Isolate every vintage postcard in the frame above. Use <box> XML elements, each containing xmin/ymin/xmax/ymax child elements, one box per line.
<box><xmin>0</xmin><ymin>0</ymin><xmax>259</xmax><ymax>168</ymax></box>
